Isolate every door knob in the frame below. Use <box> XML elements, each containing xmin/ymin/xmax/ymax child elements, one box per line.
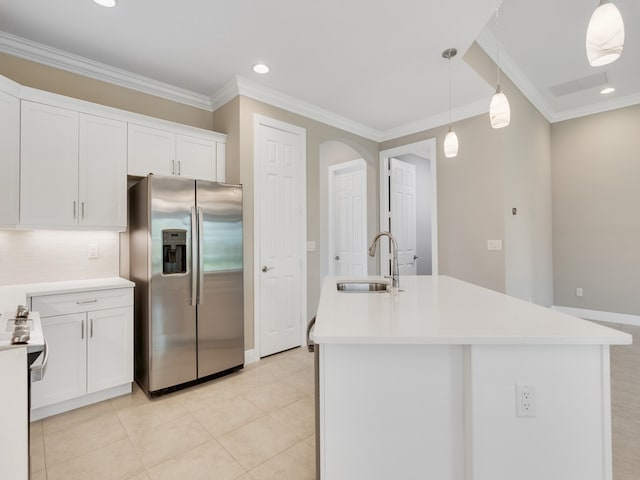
<box><xmin>334</xmin><ymin>256</ymin><xmax>340</xmax><ymax>261</ymax></box>
<box><xmin>261</xmin><ymin>266</ymin><xmax>274</xmax><ymax>273</ymax></box>
<box><xmin>413</xmin><ymin>255</ymin><xmax>419</xmax><ymax>260</ymax></box>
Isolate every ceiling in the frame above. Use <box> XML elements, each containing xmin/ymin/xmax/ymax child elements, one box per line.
<box><xmin>0</xmin><ymin>0</ymin><xmax>638</xmax><ymax>141</ymax></box>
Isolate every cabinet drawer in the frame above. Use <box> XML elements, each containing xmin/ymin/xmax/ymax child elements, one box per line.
<box><xmin>32</xmin><ymin>288</ymin><xmax>133</xmax><ymax>317</ymax></box>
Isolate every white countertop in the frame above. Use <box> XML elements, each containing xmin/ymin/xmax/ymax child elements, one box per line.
<box><xmin>0</xmin><ymin>277</ymin><xmax>134</xmax><ymax>311</ymax></box>
<box><xmin>313</xmin><ymin>275</ymin><xmax>632</xmax><ymax>345</ymax></box>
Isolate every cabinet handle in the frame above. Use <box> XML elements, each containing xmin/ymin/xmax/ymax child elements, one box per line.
<box><xmin>81</xmin><ymin>321</ymin><xmax>84</xmax><ymax>340</ymax></box>
<box><xmin>171</xmin><ymin>160</ymin><xmax>175</xmax><ymax>175</ymax></box>
<box><xmin>177</xmin><ymin>161</ymin><xmax>181</xmax><ymax>176</ymax></box>
<box><xmin>76</xmin><ymin>299</ymin><xmax>98</xmax><ymax>305</ymax></box>
<box><xmin>90</xmin><ymin>319</ymin><xmax>93</xmax><ymax>338</ymax></box>
<box><xmin>81</xmin><ymin>202</ymin><xmax>85</xmax><ymax>219</ymax></box>
<box><xmin>73</xmin><ymin>201</ymin><xmax>77</xmax><ymax>219</ymax></box>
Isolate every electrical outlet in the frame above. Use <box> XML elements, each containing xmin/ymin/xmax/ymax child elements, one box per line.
<box><xmin>487</xmin><ymin>239</ymin><xmax>503</xmax><ymax>251</ymax></box>
<box><xmin>516</xmin><ymin>384</ymin><xmax>536</xmax><ymax>418</ymax></box>
<box><xmin>576</xmin><ymin>287</ymin><xmax>583</xmax><ymax>297</ymax></box>
<box><xmin>88</xmin><ymin>244</ymin><xmax>99</xmax><ymax>259</ymax></box>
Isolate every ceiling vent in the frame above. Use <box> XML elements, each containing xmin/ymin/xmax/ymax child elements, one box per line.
<box><xmin>549</xmin><ymin>72</ymin><xmax>609</xmax><ymax>97</ymax></box>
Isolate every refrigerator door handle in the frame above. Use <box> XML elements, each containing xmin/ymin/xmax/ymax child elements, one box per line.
<box><xmin>191</xmin><ymin>206</ymin><xmax>198</xmax><ymax>306</ymax></box>
<box><xmin>197</xmin><ymin>206</ymin><xmax>204</xmax><ymax>305</ymax></box>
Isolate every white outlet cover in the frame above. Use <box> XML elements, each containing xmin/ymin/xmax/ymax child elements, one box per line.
<box><xmin>515</xmin><ymin>384</ymin><xmax>536</xmax><ymax>418</ymax></box>
<box><xmin>306</xmin><ymin>241</ymin><xmax>317</xmax><ymax>252</ymax></box>
<box><xmin>88</xmin><ymin>244</ymin><xmax>99</xmax><ymax>259</ymax></box>
<box><xmin>487</xmin><ymin>239</ymin><xmax>503</xmax><ymax>251</ymax></box>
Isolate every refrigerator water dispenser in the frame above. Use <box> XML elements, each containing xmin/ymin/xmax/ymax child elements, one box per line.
<box><xmin>162</xmin><ymin>230</ymin><xmax>187</xmax><ymax>274</ymax></box>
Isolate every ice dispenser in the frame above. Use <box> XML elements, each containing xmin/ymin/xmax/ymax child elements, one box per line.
<box><xmin>162</xmin><ymin>230</ymin><xmax>187</xmax><ymax>274</ymax></box>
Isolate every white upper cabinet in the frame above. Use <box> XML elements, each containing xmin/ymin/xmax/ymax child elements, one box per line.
<box><xmin>20</xmin><ymin>101</ymin><xmax>79</xmax><ymax>226</ymax></box>
<box><xmin>176</xmin><ymin>134</ymin><xmax>216</xmax><ymax>180</ymax></box>
<box><xmin>79</xmin><ymin>114</ymin><xmax>127</xmax><ymax>228</ymax></box>
<box><xmin>128</xmin><ymin>123</ymin><xmax>225</xmax><ymax>181</ymax></box>
<box><xmin>127</xmin><ymin>123</ymin><xmax>175</xmax><ymax>177</ymax></box>
<box><xmin>20</xmin><ymin>101</ymin><xmax>127</xmax><ymax>229</ymax></box>
<box><xmin>0</xmin><ymin>90</ymin><xmax>20</xmax><ymax>226</ymax></box>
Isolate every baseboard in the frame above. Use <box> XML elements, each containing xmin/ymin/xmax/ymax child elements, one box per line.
<box><xmin>552</xmin><ymin>305</ymin><xmax>640</xmax><ymax>328</ymax></box>
<box><xmin>244</xmin><ymin>349</ymin><xmax>257</xmax><ymax>365</ymax></box>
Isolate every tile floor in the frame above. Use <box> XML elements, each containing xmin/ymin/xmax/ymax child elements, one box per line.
<box><xmin>30</xmin><ymin>325</ymin><xmax>640</xmax><ymax>480</ymax></box>
<box><xmin>30</xmin><ymin>347</ymin><xmax>316</xmax><ymax>480</ymax></box>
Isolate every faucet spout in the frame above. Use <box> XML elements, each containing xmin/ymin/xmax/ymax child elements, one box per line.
<box><xmin>368</xmin><ymin>231</ymin><xmax>399</xmax><ymax>289</ymax></box>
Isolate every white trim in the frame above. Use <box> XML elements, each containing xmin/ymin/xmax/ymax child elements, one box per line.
<box><xmin>31</xmin><ymin>383</ymin><xmax>130</xmax><ymax>421</ymax></box>
<box><xmin>238</xmin><ymin>76</ymin><xmax>382</xmax><ymax>141</ymax></box>
<box><xmin>378</xmin><ymin>98</ymin><xmax>489</xmax><ymax>143</ymax></box>
<box><xmin>327</xmin><ymin>159</ymin><xmax>368</xmax><ymax>276</ymax></box>
<box><xmin>210</xmin><ymin>76</ymin><xmax>241</xmax><ymax>111</ymax></box>
<box><xmin>476</xmin><ymin>29</ymin><xmax>555</xmax><ymax>122</ymax></box>
<box><xmin>253</xmin><ymin>114</ymin><xmax>308</xmax><ymax>359</ymax></box>
<box><xmin>0</xmin><ymin>31</ymin><xmax>214</xmax><ymax>111</ymax></box>
<box><xmin>552</xmin><ymin>305</ymin><xmax>640</xmax><ymax>328</ymax></box>
<box><xmin>601</xmin><ymin>345</ymin><xmax>613</xmax><ymax>480</ymax></box>
<box><xmin>244</xmin><ymin>349</ymin><xmax>257</xmax><ymax>365</ymax></box>
<box><xmin>378</xmin><ymin>138</ymin><xmax>439</xmax><ymax>277</ymax></box>
<box><xmin>476</xmin><ymin>30</ymin><xmax>640</xmax><ymax>124</ymax></box>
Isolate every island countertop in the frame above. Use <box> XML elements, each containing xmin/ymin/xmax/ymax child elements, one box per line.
<box><xmin>313</xmin><ymin>275</ymin><xmax>632</xmax><ymax>345</ymax></box>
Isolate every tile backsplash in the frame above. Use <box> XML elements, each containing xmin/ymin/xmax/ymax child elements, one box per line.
<box><xmin>0</xmin><ymin>230</ymin><xmax>120</xmax><ymax>286</ymax></box>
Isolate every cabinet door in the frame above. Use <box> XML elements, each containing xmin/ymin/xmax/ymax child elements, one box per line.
<box><xmin>79</xmin><ymin>114</ymin><xmax>127</xmax><ymax>228</ymax></box>
<box><xmin>31</xmin><ymin>313</ymin><xmax>87</xmax><ymax>409</ymax></box>
<box><xmin>176</xmin><ymin>134</ymin><xmax>216</xmax><ymax>181</ymax></box>
<box><xmin>128</xmin><ymin>124</ymin><xmax>175</xmax><ymax>177</ymax></box>
<box><xmin>20</xmin><ymin>101</ymin><xmax>79</xmax><ymax>226</ymax></box>
<box><xmin>0</xmin><ymin>91</ymin><xmax>20</xmax><ymax>226</ymax></box>
<box><xmin>87</xmin><ymin>307</ymin><xmax>133</xmax><ymax>393</ymax></box>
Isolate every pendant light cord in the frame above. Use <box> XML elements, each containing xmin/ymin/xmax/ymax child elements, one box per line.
<box><xmin>448</xmin><ymin>55</ymin><xmax>452</xmax><ymax>125</ymax></box>
<box><xmin>496</xmin><ymin>0</ymin><xmax>502</xmax><ymax>86</ymax></box>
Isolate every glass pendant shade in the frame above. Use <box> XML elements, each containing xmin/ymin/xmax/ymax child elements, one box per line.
<box><xmin>586</xmin><ymin>1</ymin><xmax>625</xmax><ymax>67</ymax></box>
<box><xmin>489</xmin><ymin>85</ymin><xmax>511</xmax><ymax>129</ymax></box>
<box><xmin>444</xmin><ymin>127</ymin><xmax>459</xmax><ymax>158</ymax></box>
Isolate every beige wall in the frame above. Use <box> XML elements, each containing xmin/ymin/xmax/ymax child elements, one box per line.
<box><xmin>215</xmin><ymin>96</ymin><xmax>380</xmax><ymax>352</ymax></box>
<box><xmin>551</xmin><ymin>104</ymin><xmax>640</xmax><ymax>315</ymax></box>
<box><xmin>0</xmin><ymin>53</ymin><xmax>214</xmax><ymax>129</ymax></box>
<box><xmin>380</xmin><ymin>43</ymin><xmax>554</xmax><ymax>305</ymax></box>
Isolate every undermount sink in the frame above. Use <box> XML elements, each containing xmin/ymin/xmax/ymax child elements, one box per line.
<box><xmin>336</xmin><ymin>281</ymin><xmax>390</xmax><ymax>293</ymax></box>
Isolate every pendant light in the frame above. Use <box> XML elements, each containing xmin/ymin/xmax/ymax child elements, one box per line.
<box><xmin>490</xmin><ymin>1</ymin><xmax>510</xmax><ymax>129</ymax></box>
<box><xmin>586</xmin><ymin>0</ymin><xmax>625</xmax><ymax>67</ymax></box>
<box><xmin>442</xmin><ymin>48</ymin><xmax>458</xmax><ymax>158</ymax></box>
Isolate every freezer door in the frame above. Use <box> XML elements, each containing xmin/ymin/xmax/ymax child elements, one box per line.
<box><xmin>149</xmin><ymin>175</ymin><xmax>198</xmax><ymax>391</ymax></box>
<box><xmin>195</xmin><ymin>181</ymin><xmax>244</xmax><ymax>378</ymax></box>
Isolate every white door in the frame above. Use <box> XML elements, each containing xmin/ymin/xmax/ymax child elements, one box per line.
<box><xmin>390</xmin><ymin>158</ymin><xmax>417</xmax><ymax>275</ymax></box>
<box><xmin>256</xmin><ymin>116</ymin><xmax>306</xmax><ymax>358</ymax></box>
<box><xmin>330</xmin><ymin>160</ymin><xmax>367</xmax><ymax>276</ymax></box>
<box><xmin>79</xmin><ymin>114</ymin><xmax>127</xmax><ymax>228</ymax></box>
<box><xmin>20</xmin><ymin>101</ymin><xmax>79</xmax><ymax>226</ymax></box>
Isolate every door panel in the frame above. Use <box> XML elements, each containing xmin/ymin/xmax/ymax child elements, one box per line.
<box><xmin>390</xmin><ymin>158</ymin><xmax>417</xmax><ymax>275</ymax></box>
<box><xmin>149</xmin><ymin>175</ymin><xmax>197</xmax><ymax>391</ymax></box>
<box><xmin>331</xmin><ymin>161</ymin><xmax>367</xmax><ymax>276</ymax></box>
<box><xmin>87</xmin><ymin>307</ymin><xmax>133</xmax><ymax>393</ymax></box>
<box><xmin>258</xmin><ymin>123</ymin><xmax>304</xmax><ymax>357</ymax></box>
<box><xmin>196</xmin><ymin>181</ymin><xmax>244</xmax><ymax>377</ymax></box>
<box><xmin>31</xmin><ymin>313</ymin><xmax>86</xmax><ymax>409</ymax></box>
<box><xmin>0</xmin><ymin>91</ymin><xmax>19</xmax><ymax>226</ymax></box>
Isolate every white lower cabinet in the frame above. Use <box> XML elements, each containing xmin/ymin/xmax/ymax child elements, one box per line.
<box><xmin>30</xmin><ymin>287</ymin><xmax>133</xmax><ymax>419</ymax></box>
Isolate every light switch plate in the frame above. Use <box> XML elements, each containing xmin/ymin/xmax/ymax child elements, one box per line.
<box><xmin>306</xmin><ymin>241</ymin><xmax>317</xmax><ymax>252</ymax></box>
<box><xmin>88</xmin><ymin>244</ymin><xmax>99</xmax><ymax>259</ymax></box>
<box><xmin>487</xmin><ymin>240</ymin><xmax>503</xmax><ymax>251</ymax></box>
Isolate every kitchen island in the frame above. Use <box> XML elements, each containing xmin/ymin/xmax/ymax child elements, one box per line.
<box><xmin>312</xmin><ymin>275</ymin><xmax>631</xmax><ymax>480</ymax></box>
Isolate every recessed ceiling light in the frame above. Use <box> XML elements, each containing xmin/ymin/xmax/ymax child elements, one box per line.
<box><xmin>600</xmin><ymin>87</ymin><xmax>615</xmax><ymax>94</ymax></box>
<box><xmin>93</xmin><ymin>0</ymin><xmax>118</xmax><ymax>7</ymax></box>
<box><xmin>253</xmin><ymin>63</ymin><xmax>270</xmax><ymax>74</ymax></box>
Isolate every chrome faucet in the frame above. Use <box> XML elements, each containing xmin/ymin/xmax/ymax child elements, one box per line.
<box><xmin>368</xmin><ymin>231</ymin><xmax>399</xmax><ymax>289</ymax></box>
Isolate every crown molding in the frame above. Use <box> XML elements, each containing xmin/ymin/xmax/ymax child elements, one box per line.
<box><xmin>476</xmin><ymin>29</ymin><xmax>555</xmax><ymax>122</ymax></box>
<box><xmin>548</xmin><ymin>92</ymin><xmax>640</xmax><ymax>123</ymax></box>
<box><xmin>234</xmin><ymin>76</ymin><xmax>385</xmax><ymax>141</ymax></box>
<box><xmin>378</xmin><ymin>98</ymin><xmax>490</xmax><ymax>143</ymax></box>
<box><xmin>0</xmin><ymin>30</ymin><xmax>214</xmax><ymax>111</ymax></box>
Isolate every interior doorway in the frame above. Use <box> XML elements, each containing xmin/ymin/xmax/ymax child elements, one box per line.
<box><xmin>379</xmin><ymin>139</ymin><xmax>438</xmax><ymax>276</ymax></box>
<box><xmin>328</xmin><ymin>159</ymin><xmax>367</xmax><ymax>276</ymax></box>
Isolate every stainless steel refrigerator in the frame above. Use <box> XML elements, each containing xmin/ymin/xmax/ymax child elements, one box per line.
<box><xmin>129</xmin><ymin>175</ymin><xmax>243</xmax><ymax>396</ymax></box>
